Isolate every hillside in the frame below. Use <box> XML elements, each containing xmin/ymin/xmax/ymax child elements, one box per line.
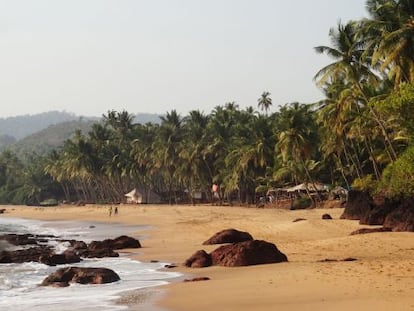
<box><xmin>0</xmin><ymin>111</ymin><xmax>87</xmax><ymax>140</ymax></box>
<box><xmin>6</xmin><ymin>120</ymin><xmax>97</xmax><ymax>157</ymax></box>
<box><xmin>0</xmin><ymin>111</ymin><xmax>162</xmax><ymax>141</ymax></box>
<box><xmin>0</xmin><ymin>111</ymin><xmax>162</xmax><ymax>157</ymax></box>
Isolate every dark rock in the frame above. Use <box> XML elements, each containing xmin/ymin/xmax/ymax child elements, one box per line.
<box><xmin>350</xmin><ymin>227</ymin><xmax>392</xmax><ymax>235</ymax></box>
<box><xmin>0</xmin><ymin>246</ymin><xmax>52</xmax><ymax>264</ymax></box>
<box><xmin>383</xmin><ymin>199</ymin><xmax>414</xmax><ymax>232</ymax></box>
<box><xmin>184</xmin><ymin>277</ymin><xmax>210</xmax><ymax>282</ymax></box>
<box><xmin>164</xmin><ymin>264</ymin><xmax>177</xmax><ymax>269</ymax></box>
<box><xmin>68</xmin><ymin>240</ymin><xmax>88</xmax><ymax>250</ymax></box>
<box><xmin>0</xmin><ymin>234</ymin><xmax>38</xmax><ymax>246</ymax></box>
<box><xmin>79</xmin><ymin>248</ymin><xmax>119</xmax><ymax>258</ymax></box>
<box><xmin>112</xmin><ymin>235</ymin><xmax>141</xmax><ymax>249</ymax></box>
<box><xmin>322</xmin><ymin>214</ymin><xmax>333</xmax><ymax>220</ymax></box>
<box><xmin>185</xmin><ymin>250</ymin><xmax>212</xmax><ymax>268</ymax></box>
<box><xmin>318</xmin><ymin>257</ymin><xmax>357</xmax><ymax>262</ymax></box>
<box><xmin>340</xmin><ymin>190</ymin><xmax>374</xmax><ymax>220</ymax></box>
<box><xmin>40</xmin><ymin>267</ymin><xmax>120</xmax><ymax>287</ymax></box>
<box><xmin>292</xmin><ymin>218</ymin><xmax>306</xmax><ymax>222</ymax></box>
<box><xmin>202</xmin><ymin>229</ymin><xmax>253</xmax><ymax>245</ymax></box>
<box><xmin>0</xmin><ymin>209</ymin><xmax>6</xmax><ymax>214</ymax></box>
<box><xmin>210</xmin><ymin>240</ymin><xmax>288</xmax><ymax>267</ymax></box>
<box><xmin>87</xmin><ymin>235</ymin><xmax>141</xmax><ymax>252</ymax></box>
<box><xmin>360</xmin><ymin>203</ymin><xmax>395</xmax><ymax>225</ymax></box>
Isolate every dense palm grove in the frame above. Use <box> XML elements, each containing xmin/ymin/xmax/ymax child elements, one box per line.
<box><xmin>2</xmin><ymin>0</ymin><xmax>414</xmax><ymax>205</ymax></box>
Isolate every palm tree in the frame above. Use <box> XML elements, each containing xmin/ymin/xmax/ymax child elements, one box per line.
<box><xmin>258</xmin><ymin>91</ymin><xmax>273</xmax><ymax>115</ymax></box>
<box><xmin>315</xmin><ymin>20</ymin><xmax>398</xmax><ymax>162</ymax></box>
<box><xmin>361</xmin><ymin>0</ymin><xmax>414</xmax><ymax>87</ymax></box>
<box><xmin>276</xmin><ymin>103</ymin><xmax>321</xmax><ymax>203</ymax></box>
<box><xmin>153</xmin><ymin>110</ymin><xmax>183</xmax><ymax>204</ymax></box>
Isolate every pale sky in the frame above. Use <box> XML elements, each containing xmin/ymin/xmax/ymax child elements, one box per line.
<box><xmin>0</xmin><ymin>0</ymin><xmax>367</xmax><ymax>118</ymax></box>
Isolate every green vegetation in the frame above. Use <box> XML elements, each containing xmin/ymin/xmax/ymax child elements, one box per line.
<box><xmin>1</xmin><ymin>0</ymin><xmax>414</xmax><ymax>205</ymax></box>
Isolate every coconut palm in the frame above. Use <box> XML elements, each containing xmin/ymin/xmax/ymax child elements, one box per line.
<box><xmin>257</xmin><ymin>91</ymin><xmax>273</xmax><ymax>115</ymax></box>
<box><xmin>361</xmin><ymin>0</ymin><xmax>414</xmax><ymax>87</ymax></box>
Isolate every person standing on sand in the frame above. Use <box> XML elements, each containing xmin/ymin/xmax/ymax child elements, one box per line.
<box><xmin>114</xmin><ymin>206</ymin><xmax>118</xmax><ymax>215</ymax></box>
<box><xmin>109</xmin><ymin>206</ymin><xmax>112</xmax><ymax>217</ymax></box>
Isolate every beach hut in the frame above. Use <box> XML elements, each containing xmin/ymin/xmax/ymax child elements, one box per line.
<box><xmin>124</xmin><ymin>188</ymin><xmax>161</xmax><ymax>204</ymax></box>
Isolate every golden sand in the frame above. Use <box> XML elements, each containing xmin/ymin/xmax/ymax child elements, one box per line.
<box><xmin>2</xmin><ymin>204</ymin><xmax>414</xmax><ymax>311</ymax></box>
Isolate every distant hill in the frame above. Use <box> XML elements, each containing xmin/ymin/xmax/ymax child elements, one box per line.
<box><xmin>0</xmin><ymin>111</ymin><xmax>162</xmax><ymax>158</ymax></box>
<box><xmin>0</xmin><ymin>111</ymin><xmax>162</xmax><ymax>141</ymax></box>
<box><xmin>6</xmin><ymin>120</ymin><xmax>97</xmax><ymax>157</ymax></box>
<box><xmin>0</xmin><ymin>111</ymin><xmax>89</xmax><ymax>140</ymax></box>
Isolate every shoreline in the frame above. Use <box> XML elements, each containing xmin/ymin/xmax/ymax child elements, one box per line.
<box><xmin>2</xmin><ymin>204</ymin><xmax>414</xmax><ymax>311</ymax></box>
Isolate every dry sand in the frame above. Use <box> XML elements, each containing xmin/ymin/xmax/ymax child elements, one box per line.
<box><xmin>2</xmin><ymin>204</ymin><xmax>414</xmax><ymax>311</ymax></box>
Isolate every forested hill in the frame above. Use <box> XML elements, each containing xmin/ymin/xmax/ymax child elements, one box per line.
<box><xmin>0</xmin><ymin>111</ymin><xmax>162</xmax><ymax>157</ymax></box>
<box><xmin>7</xmin><ymin>120</ymin><xmax>97</xmax><ymax>157</ymax></box>
<box><xmin>0</xmin><ymin>111</ymin><xmax>162</xmax><ymax>141</ymax></box>
<box><xmin>0</xmin><ymin>111</ymin><xmax>85</xmax><ymax>140</ymax></box>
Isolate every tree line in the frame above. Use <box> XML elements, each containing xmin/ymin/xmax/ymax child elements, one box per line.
<box><xmin>1</xmin><ymin>0</ymin><xmax>414</xmax><ymax>205</ymax></box>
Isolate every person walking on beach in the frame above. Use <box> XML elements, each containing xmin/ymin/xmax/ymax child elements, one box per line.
<box><xmin>109</xmin><ymin>206</ymin><xmax>112</xmax><ymax>217</ymax></box>
<box><xmin>114</xmin><ymin>206</ymin><xmax>118</xmax><ymax>215</ymax></box>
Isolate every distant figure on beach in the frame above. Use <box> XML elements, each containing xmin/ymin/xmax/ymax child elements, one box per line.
<box><xmin>114</xmin><ymin>206</ymin><xmax>118</xmax><ymax>215</ymax></box>
<box><xmin>109</xmin><ymin>206</ymin><xmax>112</xmax><ymax>217</ymax></box>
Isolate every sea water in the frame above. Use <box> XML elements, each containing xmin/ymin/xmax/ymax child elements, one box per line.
<box><xmin>0</xmin><ymin>217</ymin><xmax>181</xmax><ymax>311</ymax></box>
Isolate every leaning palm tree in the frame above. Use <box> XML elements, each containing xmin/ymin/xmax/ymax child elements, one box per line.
<box><xmin>315</xmin><ymin>20</ymin><xmax>398</xmax><ymax>162</ymax></box>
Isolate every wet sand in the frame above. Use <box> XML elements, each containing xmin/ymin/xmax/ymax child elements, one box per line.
<box><xmin>2</xmin><ymin>204</ymin><xmax>414</xmax><ymax>311</ymax></box>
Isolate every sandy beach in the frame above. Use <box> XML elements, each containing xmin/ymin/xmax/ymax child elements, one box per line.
<box><xmin>1</xmin><ymin>204</ymin><xmax>414</xmax><ymax>311</ymax></box>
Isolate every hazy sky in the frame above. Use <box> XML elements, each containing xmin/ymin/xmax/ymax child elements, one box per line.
<box><xmin>0</xmin><ymin>0</ymin><xmax>367</xmax><ymax>118</ymax></box>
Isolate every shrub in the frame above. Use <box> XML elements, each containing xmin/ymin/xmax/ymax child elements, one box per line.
<box><xmin>290</xmin><ymin>196</ymin><xmax>312</xmax><ymax>210</ymax></box>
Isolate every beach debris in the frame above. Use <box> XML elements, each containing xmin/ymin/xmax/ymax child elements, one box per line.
<box><xmin>292</xmin><ymin>218</ymin><xmax>307</xmax><ymax>222</ymax></box>
<box><xmin>202</xmin><ymin>228</ymin><xmax>253</xmax><ymax>245</ymax></box>
<box><xmin>210</xmin><ymin>240</ymin><xmax>288</xmax><ymax>267</ymax></box>
<box><xmin>350</xmin><ymin>227</ymin><xmax>392</xmax><ymax>235</ymax></box>
<box><xmin>318</xmin><ymin>257</ymin><xmax>357</xmax><ymax>262</ymax></box>
<box><xmin>184</xmin><ymin>277</ymin><xmax>210</xmax><ymax>282</ymax></box>
<box><xmin>185</xmin><ymin>250</ymin><xmax>212</xmax><ymax>268</ymax></box>
<box><xmin>0</xmin><ymin>208</ymin><xmax>6</xmax><ymax>214</ymax></box>
<box><xmin>40</xmin><ymin>267</ymin><xmax>120</xmax><ymax>287</ymax></box>
<box><xmin>322</xmin><ymin>214</ymin><xmax>333</xmax><ymax>220</ymax></box>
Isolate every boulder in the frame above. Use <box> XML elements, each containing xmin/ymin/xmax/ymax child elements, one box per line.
<box><xmin>184</xmin><ymin>250</ymin><xmax>212</xmax><ymax>268</ymax></box>
<box><xmin>39</xmin><ymin>250</ymin><xmax>81</xmax><ymax>266</ymax></box>
<box><xmin>40</xmin><ymin>267</ymin><xmax>120</xmax><ymax>287</ymax></box>
<box><xmin>87</xmin><ymin>235</ymin><xmax>141</xmax><ymax>252</ymax></box>
<box><xmin>383</xmin><ymin>199</ymin><xmax>414</xmax><ymax>232</ymax></box>
<box><xmin>0</xmin><ymin>234</ymin><xmax>38</xmax><ymax>246</ymax></box>
<box><xmin>78</xmin><ymin>247</ymin><xmax>119</xmax><ymax>259</ymax></box>
<box><xmin>202</xmin><ymin>229</ymin><xmax>253</xmax><ymax>245</ymax></box>
<box><xmin>359</xmin><ymin>202</ymin><xmax>395</xmax><ymax>225</ymax></box>
<box><xmin>210</xmin><ymin>240</ymin><xmax>288</xmax><ymax>267</ymax></box>
<box><xmin>112</xmin><ymin>235</ymin><xmax>141</xmax><ymax>249</ymax></box>
<box><xmin>340</xmin><ymin>190</ymin><xmax>374</xmax><ymax>220</ymax></box>
<box><xmin>322</xmin><ymin>214</ymin><xmax>333</xmax><ymax>220</ymax></box>
<box><xmin>0</xmin><ymin>246</ymin><xmax>52</xmax><ymax>264</ymax></box>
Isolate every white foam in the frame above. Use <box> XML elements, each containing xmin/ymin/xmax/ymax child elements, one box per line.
<box><xmin>0</xmin><ymin>217</ymin><xmax>181</xmax><ymax>311</ymax></box>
